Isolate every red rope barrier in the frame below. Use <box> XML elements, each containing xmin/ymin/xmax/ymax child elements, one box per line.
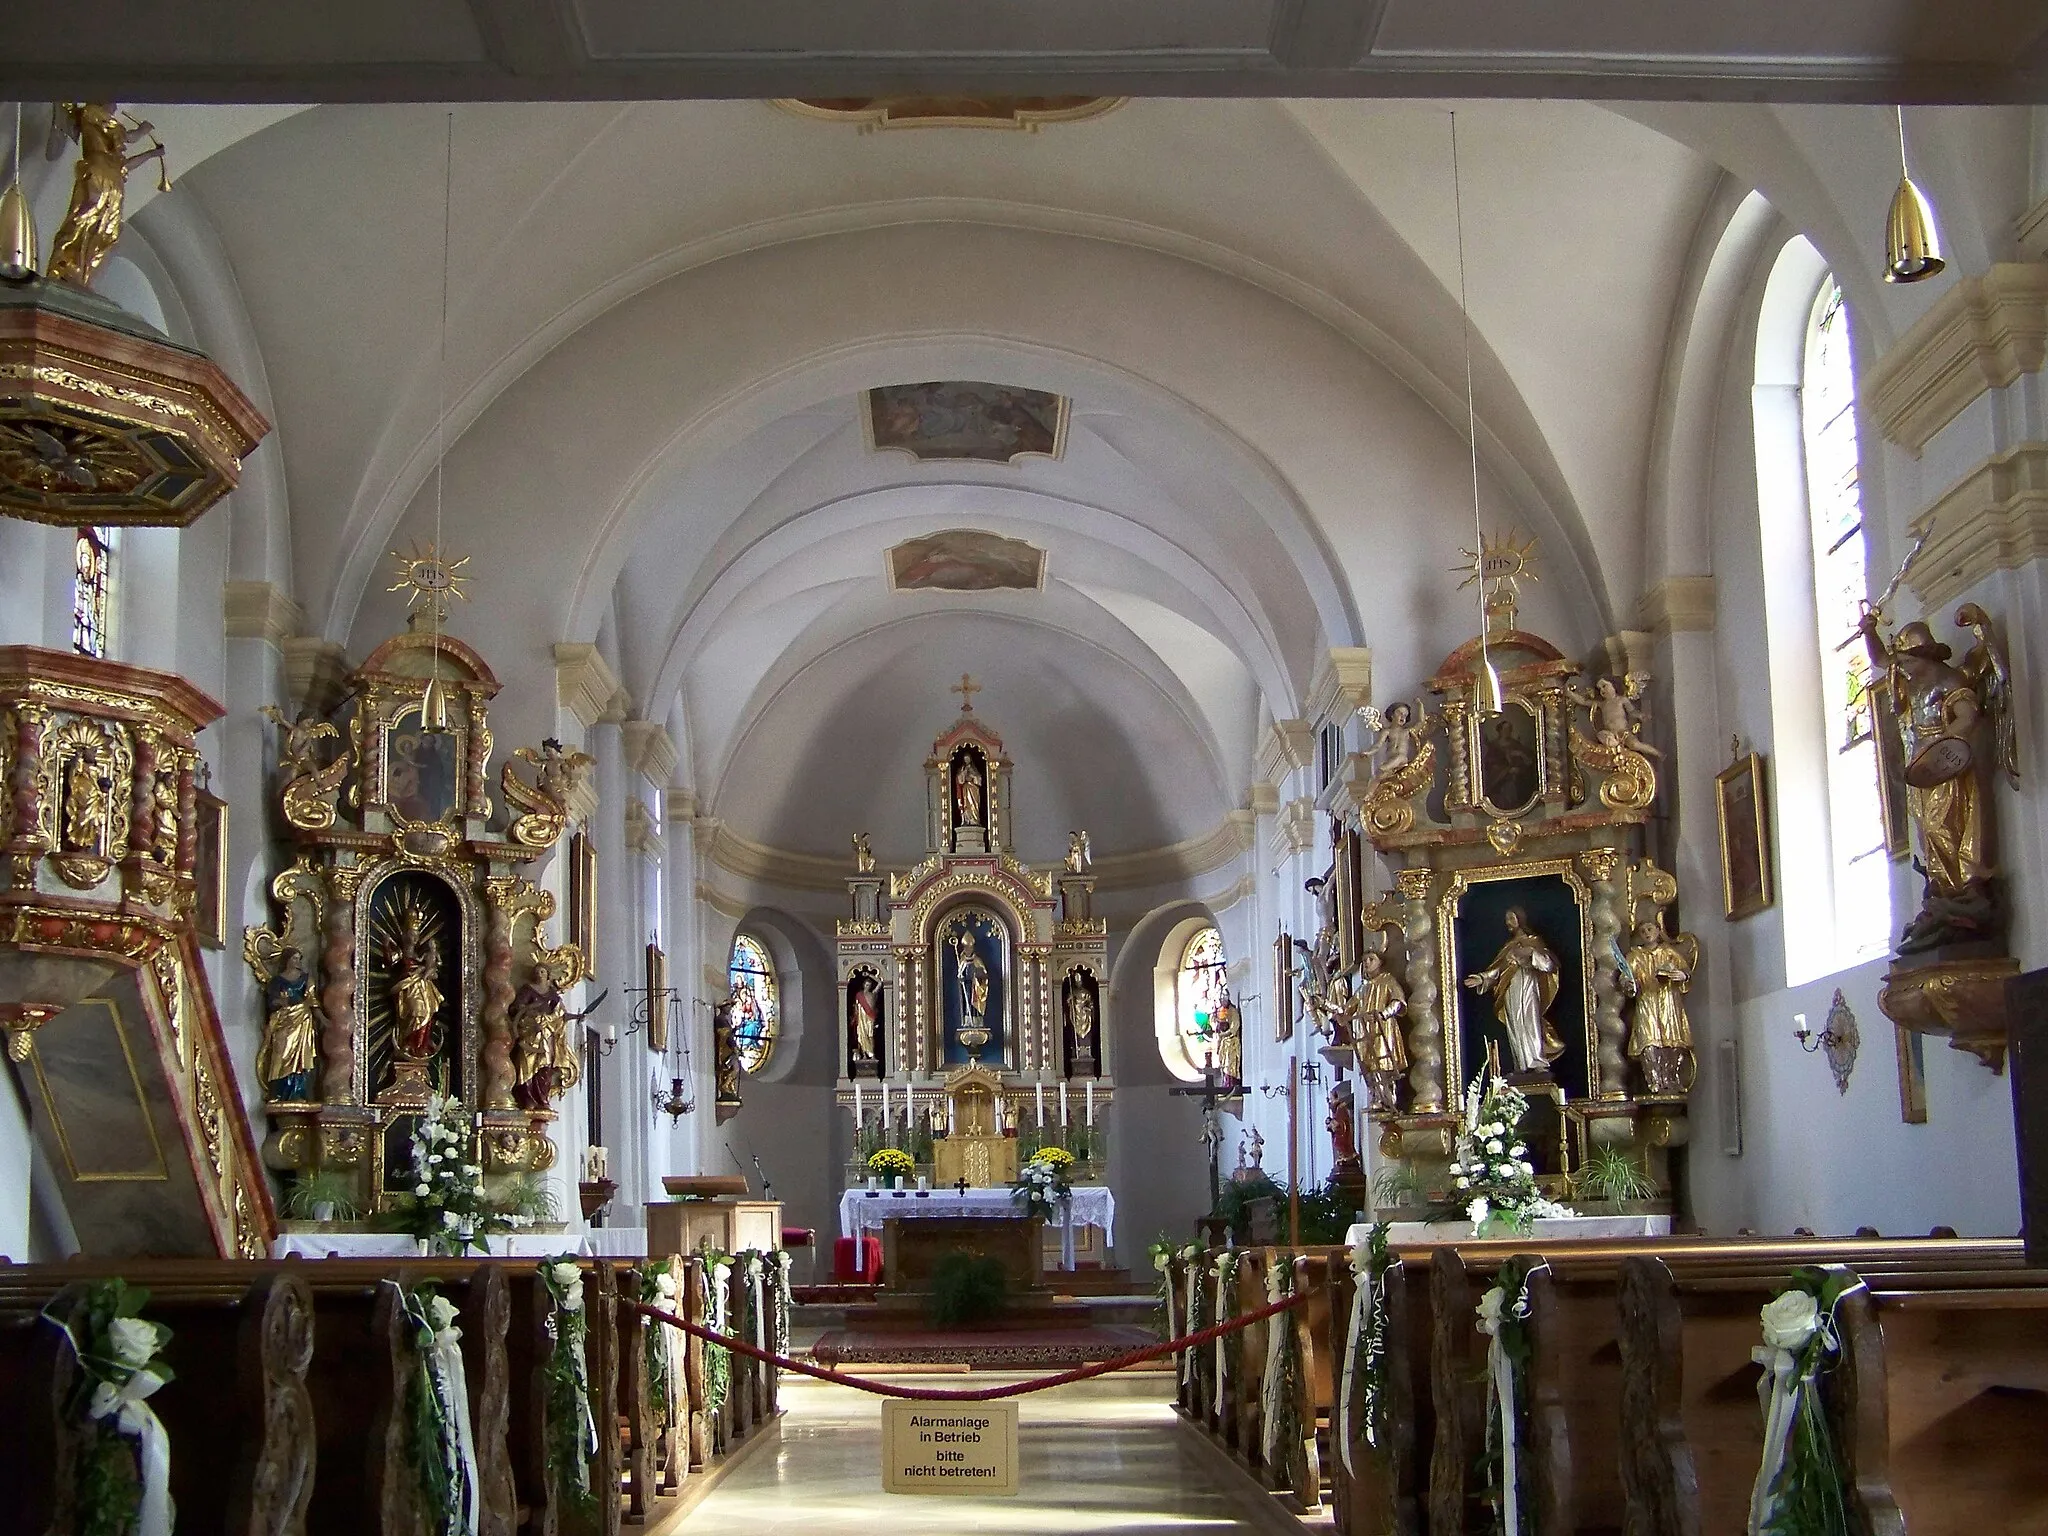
<box><xmin>621</xmin><ymin>1288</ymin><xmax>1309</xmax><ymax>1402</ymax></box>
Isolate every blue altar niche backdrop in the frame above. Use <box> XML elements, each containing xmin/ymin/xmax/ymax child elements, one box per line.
<box><xmin>939</xmin><ymin>906</ymin><xmax>1008</xmax><ymax>1065</ymax></box>
<box><xmin>1450</xmin><ymin>872</ymin><xmax>1590</xmax><ymax>1104</ymax></box>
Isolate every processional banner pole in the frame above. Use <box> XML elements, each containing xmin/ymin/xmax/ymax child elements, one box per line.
<box><xmin>1287</xmin><ymin>1054</ymin><xmax>1300</xmax><ymax>1248</ymax></box>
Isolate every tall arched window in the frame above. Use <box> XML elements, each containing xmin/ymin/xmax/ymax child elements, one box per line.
<box><xmin>1172</xmin><ymin>925</ymin><xmax>1229</xmax><ymax>1073</ymax></box>
<box><xmin>726</xmin><ymin>933</ymin><xmax>779</xmax><ymax>1073</ymax></box>
<box><xmin>1799</xmin><ymin>278</ymin><xmax>1890</xmax><ymax>962</ymax></box>
<box><xmin>71</xmin><ymin>528</ymin><xmax>111</xmax><ymax>658</ymax></box>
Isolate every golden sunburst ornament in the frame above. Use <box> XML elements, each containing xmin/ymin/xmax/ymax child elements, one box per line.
<box><xmin>387</xmin><ymin>541</ymin><xmax>471</xmax><ymax>617</ymax></box>
<box><xmin>1455</xmin><ymin>528</ymin><xmax>1538</xmax><ymax>635</ymax></box>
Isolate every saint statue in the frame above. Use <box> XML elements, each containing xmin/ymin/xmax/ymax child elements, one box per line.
<box><xmin>848</xmin><ymin>972</ymin><xmax>880</xmax><ymax>1064</ymax></box>
<box><xmin>954</xmin><ymin>754</ymin><xmax>985</xmax><ymax>829</ymax></box>
<box><xmin>1065</xmin><ymin>829</ymin><xmax>1092</xmax><ymax>873</ymax></box>
<box><xmin>62</xmin><ymin>755</ymin><xmax>107</xmax><ymax>852</ymax></box>
<box><xmin>1065</xmin><ymin>978</ymin><xmax>1096</xmax><ymax>1044</ymax></box>
<box><xmin>1235</xmin><ymin>1126</ymin><xmax>1266</xmax><ymax>1181</ymax></box>
<box><xmin>151</xmin><ymin>768</ymin><xmax>179</xmax><ymax>863</ymax></box>
<box><xmin>1210</xmin><ymin>990</ymin><xmax>1243</xmax><ymax>1083</ymax></box>
<box><xmin>952</xmin><ymin>928</ymin><xmax>991</xmax><ymax>1050</ymax></box>
<box><xmin>257</xmin><ymin>947</ymin><xmax>319</xmax><ymax>1102</ymax></box>
<box><xmin>1620</xmin><ymin>918</ymin><xmax>1699</xmax><ymax>1096</ymax></box>
<box><xmin>1325</xmin><ymin>1079</ymin><xmax>1360</xmax><ymax>1172</ymax></box>
<box><xmin>45</xmin><ymin>103</ymin><xmax>167</xmax><ymax>288</ymax></box>
<box><xmin>510</xmin><ymin>958</ymin><xmax>596</xmax><ymax>1110</ymax></box>
<box><xmin>852</xmin><ymin>831</ymin><xmax>876</xmax><ymax>873</ymax></box>
<box><xmin>712</xmin><ymin>982</ymin><xmax>744</xmax><ymax>1102</ymax></box>
<box><xmin>1355</xmin><ymin>948</ymin><xmax>1408</xmax><ymax>1115</ymax></box>
<box><xmin>385</xmin><ymin>909</ymin><xmax>443</xmax><ymax>1061</ymax></box>
<box><xmin>1859</xmin><ymin>604</ymin><xmax>2019</xmax><ymax>952</ymax></box>
<box><xmin>1462</xmin><ymin>906</ymin><xmax>1563</xmax><ymax>1074</ymax></box>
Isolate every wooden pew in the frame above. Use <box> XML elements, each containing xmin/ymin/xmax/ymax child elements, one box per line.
<box><xmin>0</xmin><ymin>1269</ymin><xmax>316</xmax><ymax>1536</ymax></box>
<box><xmin>1328</xmin><ymin>1251</ymin><xmax>1431</xmax><ymax>1536</ymax></box>
<box><xmin>1840</xmin><ymin>1270</ymin><xmax>2048</xmax><ymax>1533</ymax></box>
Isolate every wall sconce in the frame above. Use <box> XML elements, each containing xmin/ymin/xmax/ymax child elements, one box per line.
<box><xmin>1793</xmin><ymin>988</ymin><xmax>1859</xmax><ymax>1094</ymax></box>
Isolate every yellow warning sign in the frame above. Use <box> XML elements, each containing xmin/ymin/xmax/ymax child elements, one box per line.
<box><xmin>881</xmin><ymin>1398</ymin><xmax>1019</xmax><ymax>1496</ymax></box>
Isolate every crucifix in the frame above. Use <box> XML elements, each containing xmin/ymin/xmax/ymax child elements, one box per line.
<box><xmin>951</xmin><ymin>672</ymin><xmax>981</xmax><ymax>713</ymax></box>
<box><xmin>1171</xmin><ymin>1054</ymin><xmax>1244</xmax><ymax>1215</ymax></box>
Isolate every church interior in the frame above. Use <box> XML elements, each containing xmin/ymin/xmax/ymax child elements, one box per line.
<box><xmin>4</xmin><ymin>6</ymin><xmax>2048</xmax><ymax>1530</ymax></box>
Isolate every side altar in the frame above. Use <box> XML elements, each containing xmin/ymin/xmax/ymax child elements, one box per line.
<box><xmin>1317</xmin><ymin>540</ymin><xmax>1700</xmax><ymax>1214</ymax></box>
<box><xmin>242</xmin><ymin>551</ymin><xmax>596</xmax><ymax>1216</ymax></box>
<box><xmin>835</xmin><ymin>684</ymin><xmax>1114</xmax><ymax>1195</ymax></box>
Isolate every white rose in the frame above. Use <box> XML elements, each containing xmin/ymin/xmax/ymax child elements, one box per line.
<box><xmin>713</xmin><ymin>1262</ymin><xmax>733</xmax><ymax>1285</ymax></box>
<box><xmin>656</xmin><ymin>1272</ymin><xmax>679</xmax><ymax>1298</ymax></box>
<box><xmin>1475</xmin><ymin>1286</ymin><xmax>1505</xmax><ymax>1337</ymax></box>
<box><xmin>415</xmin><ymin>1184</ymin><xmax>431</xmax><ymax>1197</ymax></box>
<box><xmin>1759</xmin><ymin>1290</ymin><xmax>1820</xmax><ymax>1353</ymax></box>
<box><xmin>1467</xmin><ymin>1196</ymin><xmax>1490</xmax><ymax>1228</ymax></box>
<box><xmin>1151</xmin><ymin>1253</ymin><xmax>1170</xmax><ymax>1274</ymax></box>
<box><xmin>428</xmin><ymin>1295</ymin><xmax>459</xmax><ymax>1329</ymax></box>
<box><xmin>1510</xmin><ymin>1143</ymin><xmax>1526</xmax><ymax>1158</ymax></box>
<box><xmin>1454</xmin><ymin>1175</ymin><xmax>1469</xmax><ymax>1189</ymax></box>
<box><xmin>107</xmin><ymin>1316</ymin><xmax>159</xmax><ymax>1368</ymax></box>
<box><xmin>442</xmin><ymin>1211</ymin><xmax>459</xmax><ymax>1228</ymax></box>
<box><xmin>1485</xmin><ymin>1139</ymin><xmax>1503</xmax><ymax>1155</ymax></box>
<box><xmin>564</xmin><ymin>1281</ymin><xmax>585</xmax><ymax>1312</ymax></box>
<box><xmin>550</xmin><ymin>1261</ymin><xmax>582</xmax><ymax>1289</ymax></box>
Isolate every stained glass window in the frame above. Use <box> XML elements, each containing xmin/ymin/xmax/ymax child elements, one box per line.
<box><xmin>1173</xmin><ymin>926</ymin><xmax>1229</xmax><ymax>1073</ymax></box>
<box><xmin>1800</xmin><ymin>278</ymin><xmax>1889</xmax><ymax>959</ymax></box>
<box><xmin>72</xmin><ymin>528</ymin><xmax>110</xmax><ymax>658</ymax></box>
<box><xmin>727</xmin><ymin>933</ymin><xmax>778</xmax><ymax>1073</ymax></box>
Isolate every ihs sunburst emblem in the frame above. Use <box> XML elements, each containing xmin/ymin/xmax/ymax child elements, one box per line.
<box><xmin>387</xmin><ymin>541</ymin><xmax>472</xmax><ymax>615</ymax></box>
<box><xmin>1455</xmin><ymin>528</ymin><xmax>1539</xmax><ymax>633</ymax></box>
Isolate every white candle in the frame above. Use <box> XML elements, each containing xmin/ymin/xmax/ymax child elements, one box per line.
<box><xmin>854</xmin><ymin>1081</ymin><xmax>863</xmax><ymax>1125</ymax></box>
<box><xmin>947</xmin><ymin>1097</ymin><xmax>957</xmax><ymax>1135</ymax></box>
<box><xmin>881</xmin><ymin>1080</ymin><xmax>890</xmax><ymax>1129</ymax></box>
<box><xmin>1060</xmin><ymin>1080</ymin><xmax>1069</xmax><ymax>1127</ymax></box>
<box><xmin>1085</xmin><ymin>1080</ymin><xmax>1095</xmax><ymax>1127</ymax></box>
<box><xmin>1036</xmin><ymin>1082</ymin><xmax>1045</xmax><ymax>1128</ymax></box>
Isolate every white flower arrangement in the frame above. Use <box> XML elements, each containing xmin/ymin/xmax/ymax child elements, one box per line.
<box><xmin>1448</xmin><ymin>1067</ymin><xmax>1572</xmax><ymax>1236</ymax></box>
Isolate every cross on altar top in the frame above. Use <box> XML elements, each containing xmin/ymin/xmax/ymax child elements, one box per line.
<box><xmin>952</xmin><ymin>673</ymin><xmax>981</xmax><ymax>712</ymax></box>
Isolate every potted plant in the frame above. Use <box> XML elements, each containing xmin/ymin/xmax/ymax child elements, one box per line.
<box><xmin>281</xmin><ymin>1168</ymin><xmax>359</xmax><ymax>1226</ymax></box>
<box><xmin>498</xmin><ymin>1171</ymin><xmax>562</xmax><ymax>1230</ymax></box>
<box><xmin>867</xmin><ymin>1147</ymin><xmax>915</xmax><ymax>1189</ymax></box>
<box><xmin>1568</xmin><ymin>1146</ymin><xmax>1662</xmax><ymax>1216</ymax></box>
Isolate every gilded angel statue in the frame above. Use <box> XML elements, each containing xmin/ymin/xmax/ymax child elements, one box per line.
<box><xmin>1565</xmin><ymin>673</ymin><xmax>1660</xmax><ymax>756</ymax></box>
<box><xmin>260</xmin><ymin>704</ymin><xmax>347</xmax><ymax>831</ymax></box>
<box><xmin>502</xmin><ymin>737</ymin><xmax>595</xmax><ymax>848</ymax></box>
<box><xmin>1358</xmin><ymin>701</ymin><xmax>1436</xmax><ymax>834</ymax></box>
<box><xmin>45</xmin><ymin>103</ymin><xmax>168</xmax><ymax>288</ymax></box>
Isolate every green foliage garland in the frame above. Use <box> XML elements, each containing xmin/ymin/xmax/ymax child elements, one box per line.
<box><xmin>700</xmin><ymin>1252</ymin><xmax>732</xmax><ymax>1420</ymax></box>
<box><xmin>537</xmin><ymin>1258</ymin><xmax>598</xmax><ymax>1523</ymax></box>
<box><xmin>43</xmin><ymin>1279</ymin><xmax>175</xmax><ymax>1536</ymax></box>
<box><xmin>392</xmin><ymin>1283</ymin><xmax>466</xmax><ymax>1536</ymax></box>
<box><xmin>1350</xmin><ymin>1222</ymin><xmax>1393</xmax><ymax>1455</ymax></box>
<box><xmin>639</xmin><ymin>1261</ymin><xmax>680</xmax><ymax>1432</ymax></box>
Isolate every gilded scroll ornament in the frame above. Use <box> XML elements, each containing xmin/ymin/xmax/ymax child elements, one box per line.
<box><xmin>501</xmin><ymin>738</ymin><xmax>593</xmax><ymax>848</ymax></box>
<box><xmin>1568</xmin><ymin>726</ymin><xmax>1656</xmax><ymax>812</ymax></box>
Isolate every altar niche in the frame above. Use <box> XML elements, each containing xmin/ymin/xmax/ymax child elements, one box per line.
<box><xmin>947</xmin><ymin>744</ymin><xmax>992</xmax><ymax>853</ymax></box>
<box><xmin>939</xmin><ymin>906</ymin><xmax>1010</xmax><ymax>1066</ymax></box>
<box><xmin>363</xmin><ymin>870</ymin><xmax>467</xmax><ymax>1102</ymax></box>
<box><xmin>1062</xmin><ymin>966</ymin><xmax>1102</xmax><ymax>1078</ymax></box>
<box><xmin>1447</xmin><ymin>868</ymin><xmax>1593</xmax><ymax>1104</ymax></box>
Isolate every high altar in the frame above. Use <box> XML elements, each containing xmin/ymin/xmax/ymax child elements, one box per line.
<box><xmin>836</xmin><ymin>684</ymin><xmax>1112</xmax><ymax>1187</ymax></box>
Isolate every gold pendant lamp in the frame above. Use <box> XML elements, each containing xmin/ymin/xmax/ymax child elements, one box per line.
<box><xmin>422</xmin><ymin>112</ymin><xmax>456</xmax><ymax>736</ymax></box>
<box><xmin>1450</xmin><ymin>110</ymin><xmax>1505</xmax><ymax>718</ymax></box>
<box><xmin>1</xmin><ymin>104</ymin><xmax>37</xmax><ymax>282</ymax></box>
<box><xmin>1884</xmin><ymin>106</ymin><xmax>1944</xmax><ymax>285</ymax></box>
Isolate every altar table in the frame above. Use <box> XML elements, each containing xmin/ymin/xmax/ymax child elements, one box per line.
<box><xmin>1345</xmin><ymin>1213</ymin><xmax>1672</xmax><ymax>1247</ymax></box>
<box><xmin>270</xmin><ymin>1230</ymin><xmax>585</xmax><ymax>1259</ymax></box>
<box><xmin>837</xmin><ymin>1185</ymin><xmax>1115</xmax><ymax>1245</ymax></box>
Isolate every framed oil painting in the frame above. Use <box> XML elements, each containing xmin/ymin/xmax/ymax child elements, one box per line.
<box><xmin>1715</xmin><ymin>752</ymin><xmax>1776</xmax><ymax>921</ymax></box>
<box><xmin>194</xmin><ymin>787</ymin><xmax>228</xmax><ymax>948</ymax></box>
<box><xmin>569</xmin><ymin>828</ymin><xmax>597</xmax><ymax>975</ymax></box>
<box><xmin>645</xmin><ymin>941</ymin><xmax>669</xmax><ymax>1053</ymax></box>
<box><xmin>864</xmin><ymin>381</ymin><xmax>1069</xmax><ymax>464</ymax></box>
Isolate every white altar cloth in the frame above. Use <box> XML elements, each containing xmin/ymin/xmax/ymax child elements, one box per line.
<box><xmin>837</xmin><ymin>1185</ymin><xmax>1115</xmax><ymax>1246</ymax></box>
<box><xmin>270</xmin><ymin>1231</ymin><xmax>584</xmax><ymax>1259</ymax></box>
<box><xmin>1346</xmin><ymin>1214</ymin><xmax>1671</xmax><ymax>1247</ymax></box>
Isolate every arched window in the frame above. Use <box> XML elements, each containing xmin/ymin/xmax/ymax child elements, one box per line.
<box><xmin>726</xmin><ymin>933</ymin><xmax>779</xmax><ymax>1073</ymax></box>
<box><xmin>1799</xmin><ymin>278</ymin><xmax>1890</xmax><ymax>962</ymax></box>
<box><xmin>71</xmin><ymin>528</ymin><xmax>111</xmax><ymax>658</ymax></box>
<box><xmin>1172</xmin><ymin>925</ymin><xmax>1229</xmax><ymax>1073</ymax></box>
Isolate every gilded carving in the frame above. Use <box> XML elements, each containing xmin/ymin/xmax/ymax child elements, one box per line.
<box><xmin>39</xmin><ymin>713</ymin><xmax>134</xmax><ymax>887</ymax></box>
<box><xmin>1569</xmin><ymin>725</ymin><xmax>1657</xmax><ymax>812</ymax></box>
<box><xmin>501</xmin><ymin>739</ymin><xmax>593</xmax><ymax>848</ymax></box>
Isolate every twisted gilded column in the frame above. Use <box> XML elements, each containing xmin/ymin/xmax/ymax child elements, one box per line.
<box><xmin>1397</xmin><ymin>867</ymin><xmax>1444</xmax><ymax>1112</ymax></box>
<box><xmin>318</xmin><ymin>892</ymin><xmax>357</xmax><ymax>1102</ymax></box>
<box><xmin>1580</xmin><ymin>848</ymin><xmax>1629</xmax><ymax>1096</ymax></box>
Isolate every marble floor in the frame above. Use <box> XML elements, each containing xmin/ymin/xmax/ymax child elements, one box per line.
<box><xmin>672</xmin><ymin>1373</ymin><xmax>1304</xmax><ymax>1534</ymax></box>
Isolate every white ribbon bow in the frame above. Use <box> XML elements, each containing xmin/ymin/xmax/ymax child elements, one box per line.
<box><xmin>1181</xmin><ymin>1266</ymin><xmax>1202</xmax><ymax>1387</ymax></box>
<box><xmin>1747</xmin><ymin>1344</ymin><xmax>1803</xmax><ymax>1535</ymax></box>
<box><xmin>1487</xmin><ymin>1324</ymin><xmax>1521</xmax><ymax>1536</ymax></box>
<box><xmin>426</xmin><ymin>1332</ymin><xmax>481</xmax><ymax>1536</ymax></box>
<box><xmin>1261</xmin><ymin>1265</ymin><xmax>1289</xmax><ymax>1465</ymax></box>
<box><xmin>1162</xmin><ymin>1261</ymin><xmax>1181</xmax><ymax>1375</ymax></box>
<box><xmin>1213</xmin><ymin>1255</ymin><xmax>1234</xmax><ymax>1418</ymax></box>
<box><xmin>88</xmin><ymin>1369</ymin><xmax>174</xmax><ymax>1536</ymax></box>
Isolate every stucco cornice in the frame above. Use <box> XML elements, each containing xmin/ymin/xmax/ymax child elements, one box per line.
<box><xmin>1905</xmin><ymin>442</ymin><xmax>2048</xmax><ymax>609</ymax></box>
<box><xmin>1866</xmin><ymin>263</ymin><xmax>2048</xmax><ymax>456</ymax></box>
